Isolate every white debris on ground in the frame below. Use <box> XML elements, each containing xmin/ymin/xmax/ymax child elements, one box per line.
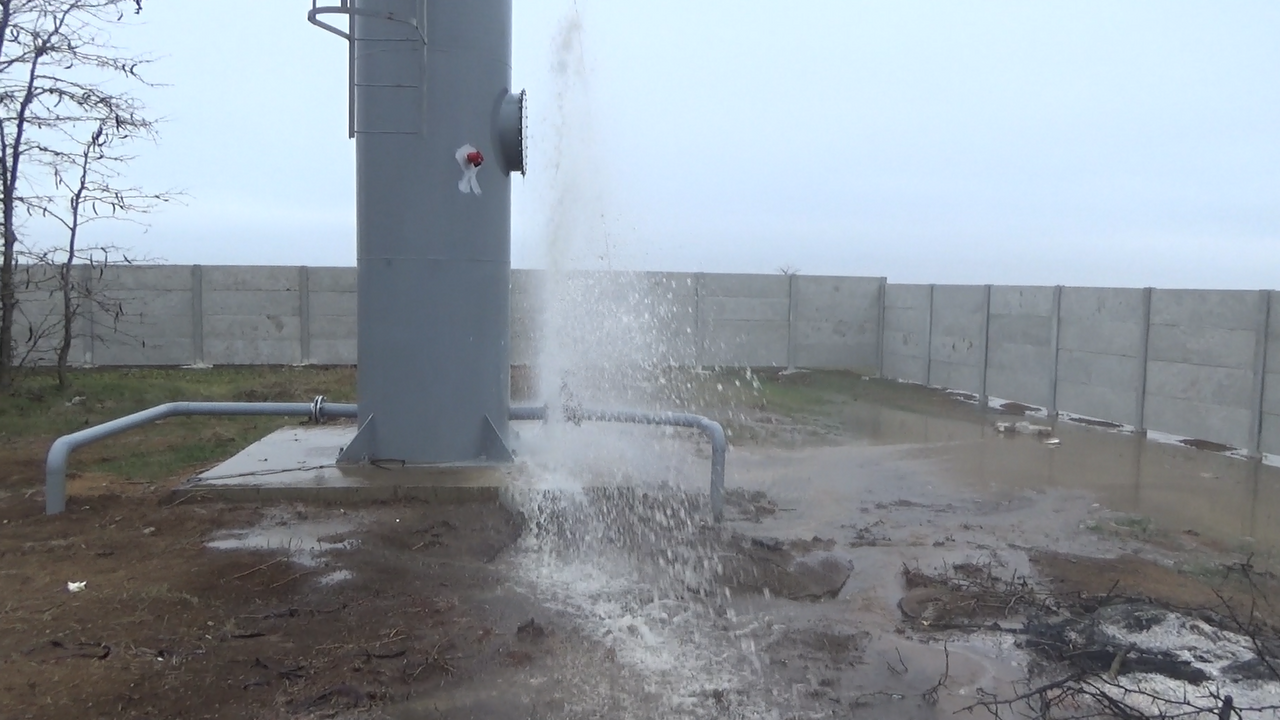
<box><xmin>1094</xmin><ymin>608</ymin><xmax>1280</xmax><ymax>716</ymax></box>
<box><xmin>994</xmin><ymin>420</ymin><xmax>1053</xmax><ymax>436</ymax></box>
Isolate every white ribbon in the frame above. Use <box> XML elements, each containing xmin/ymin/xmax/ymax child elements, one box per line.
<box><xmin>456</xmin><ymin>144</ymin><xmax>482</xmax><ymax>195</ymax></box>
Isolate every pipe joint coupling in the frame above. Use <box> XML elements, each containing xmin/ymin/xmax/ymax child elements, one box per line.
<box><xmin>310</xmin><ymin>395</ymin><xmax>328</xmax><ymax>424</ymax></box>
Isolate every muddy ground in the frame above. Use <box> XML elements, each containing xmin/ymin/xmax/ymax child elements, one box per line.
<box><xmin>0</xmin><ymin>493</ymin><xmax>530</xmax><ymax>720</ymax></box>
<box><xmin>3</xmin><ymin>368</ymin><xmax>1280</xmax><ymax>719</ymax></box>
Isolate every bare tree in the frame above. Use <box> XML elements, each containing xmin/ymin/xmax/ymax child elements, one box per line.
<box><xmin>42</xmin><ymin>115</ymin><xmax>172</xmax><ymax>385</ymax></box>
<box><xmin>0</xmin><ymin>0</ymin><xmax>153</xmax><ymax>388</ymax></box>
<box><xmin>13</xmin><ymin>241</ymin><xmax>152</xmax><ymax>383</ymax></box>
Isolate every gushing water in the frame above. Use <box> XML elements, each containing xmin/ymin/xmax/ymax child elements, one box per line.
<box><xmin>506</xmin><ymin>7</ymin><xmax>771</xmax><ymax>717</ymax></box>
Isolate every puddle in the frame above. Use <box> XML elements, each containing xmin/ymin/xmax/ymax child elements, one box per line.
<box><xmin>317</xmin><ymin>569</ymin><xmax>354</xmax><ymax>585</ymax></box>
<box><xmin>205</xmin><ymin>511</ymin><xmax>357</xmax><ymax>568</ymax></box>
<box><xmin>737</xmin><ymin>400</ymin><xmax>1280</xmax><ymax>570</ymax></box>
<box><xmin>470</xmin><ymin>390</ymin><xmax>1280</xmax><ymax>718</ymax></box>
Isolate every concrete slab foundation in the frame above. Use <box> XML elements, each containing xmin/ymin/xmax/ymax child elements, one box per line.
<box><xmin>174</xmin><ymin>425</ymin><xmax>522</xmax><ymax>505</ymax></box>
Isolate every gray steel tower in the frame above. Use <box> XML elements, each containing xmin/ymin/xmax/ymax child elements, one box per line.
<box><xmin>309</xmin><ymin>0</ymin><xmax>525</xmax><ymax>465</ymax></box>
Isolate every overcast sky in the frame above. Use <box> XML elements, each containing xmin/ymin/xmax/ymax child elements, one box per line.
<box><xmin>64</xmin><ymin>1</ymin><xmax>1280</xmax><ymax>288</ymax></box>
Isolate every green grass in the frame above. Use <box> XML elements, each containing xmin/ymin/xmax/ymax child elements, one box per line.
<box><xmin>1</xmin><ymin>366</ymin><xmax>356</xmax><ymax>437</ymax></box>
<box><xmin>1111</xmin><ymin>514</ymin><xmax>1154</xmax><ymax>533</ymax></box>
<box><xmin>1179</xmin><ymin>560</ymin><xmax>1232</xmax><ymax>582</ymax></box>
<box><xmin>1084</xmin><ymin>514</ymin><xmax>1156</xmax><ymax>539</ymax></box>
<box><xmin>672</xmin><ymin>368</ymin><xmax>872</xmax><ymax>415</ymax></box>
<box><xmin>688</xmin><ymin>367</ymin><xmax>978</xmax><ymax>424</ymax></box>
<box><xmin>0</xmin><ymin>365</ymin><xmax>976</xmax><ymax>488</ymax></box>
<box><xmin>0</xmin><ymin>366</ymin><xmax>356</xmax><ymax>487</ymax></box>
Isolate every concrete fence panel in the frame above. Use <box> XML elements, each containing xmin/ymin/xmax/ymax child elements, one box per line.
<box><xmin>93</xmin><ymin>265</ymin><xmax>197</xmax><ymax>366</ymax></box>
<box><xmin>882</xmin><ymin>283</ymin><xmax>931</xmax><ymax>385</ymax></box>
<box><xmin>1055</xmin><ymin>287</ymin><xmax>1149</xmax><ymax>427</ymax></box>
<box><xmin>642</xmin><ymin>271</ymin><xmax>699</xmax><ymax>367</ymax></box>
<box><xmin>985</xmin><ymin>285</ymin><xmax>1056</xmax><ymax>409</ymax></box>
<box><xmin>697</xmin><ymin>273</ymin><xmax>789</xmax><ymax>367</ymax></box>
<box><xmin>12</xmin><ymin>264</ymin><xmax>82</xmax><ymax>367</ymax></box>
<box><xmin>792</xmin><ymin>275</ymin><xmax>882</xmax><ymax>371</ymax></box>
<box><xmin>306</xmin><ymin>266</ymin><xmax>357</xmax><ymax>365</ymax></box>
<box><xmin>1144</xmin><ymin>289</ymin><xmax>1263</xmax><ymax>450</ymax></box>
<box><xmin>13</xmin><ymin>262</ymin><xmax>1279</xmax><ymax>462</ymax></box>
<box><xmin>929</xmin><ymin>285</ymin><xmax>988</xmax><ymax>395</ymax></box>
<box><xmin>202</xmin><ymin>266</ymin><xmax>302</xmax><ymax>366</ymax></box>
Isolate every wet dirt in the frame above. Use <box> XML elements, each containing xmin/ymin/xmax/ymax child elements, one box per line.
<box><xmin>469</xmin><ymin>377</ymin><xmax>1280</xmax><ymax>718</ymax></box>
<box><xmin>7</xmin><ymin>375</ymin><xmax>1280</xmax><ymax>718</ymax></box>
<box><xmin>0</xmin><ymin>498</ymin><xmax>525</xmax><ymax>720</ymax></box>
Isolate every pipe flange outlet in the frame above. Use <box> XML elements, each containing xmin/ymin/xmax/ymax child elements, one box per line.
<box><xmin>311</xmin><ymin>395</ymin><xmax>328</xmax><ymax>424</ymax></box>
<box><xmin>495</xmin><ymin>89</ymin><xmax>526</xmax><ymax>175</ymax></box>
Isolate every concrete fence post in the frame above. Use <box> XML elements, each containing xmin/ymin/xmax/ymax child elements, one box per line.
<box><xmin>191</xmin><ymin>264</ymin><xmax>205</xmax><ymax>366</ymax></box>
<box><xmin>1135</xmin><ymin>287</ymin><xmax>1154</xmax><ymax>433</ymax></box>
<box><xmin>876</xmin><ymin>277</ymin><xmax>887</xmax><ymax>377</ymax></box>
<box><xmin>78</xmin><ymin>263</ymin><xmax>95</xmax><ymax>366</ymax></box>
<box><xmin>1248</xmin><ymin>289</ymin><xmax>1271</xmax><ymax>457</ymax></box>
<box><xmin>694</xmin><ymin>272</ymin><xmax>705</xmax><ymax>370</ymax></box>
<box><xmin>978</xmin><ymin>284</ymin><xmax>992</xmax><ymax>410</ymax></box>
<box><xmin>786</xmin><ymin>272</ymin><xmax>797</xmax><ymax>371</ymax></box>
<box><xmin>299</xmin><ymin>266</ymin><xmax>312</xmax><ymax>365</ymax></box>
<box><xmin>1048</xmin><ymin>285</ymin><xmax>1063</xmax><ymax>417</ymax></box>
<box><xmin>925</xmin><ymin>284</ymin><xmax>935</xmax><ymax>386</ymax></box>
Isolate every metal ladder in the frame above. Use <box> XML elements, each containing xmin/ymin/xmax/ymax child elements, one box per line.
<box><xmin>307</xmin><ymin>0</ymin><xmax>426</xmax><ymax>139</ymax></box>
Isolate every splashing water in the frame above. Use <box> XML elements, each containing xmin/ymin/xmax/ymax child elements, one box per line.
<box><xmin>505</xmin><ymin>7</ymin><xmax>775</xmax><ymax>717</ymax></box>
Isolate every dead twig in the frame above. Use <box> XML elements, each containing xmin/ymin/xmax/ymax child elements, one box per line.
<box><xmin>163</xmin><ymin>491</ymin><xmax>206</xmax><ymax>509</ymax></box>
<box><xmin>230</xmin><ymin>557</ymin><xmax>284</xmax><ymax>580</ymax></box>
<box><xmin>1107</xmin><ymin>644</ymin><xmax>1133</xmax><ymax>680</ymax></box>
<box><xmin>886</xmin><ymin>647</ymin><xmax>908</xmax><ymax>676</ymax></box>
<box><xmin>268</xmin><ymin>570</ymin><xmax>315</xmax><ymax>589</ymax></box>
<box><xmin>372</xmin><ymin>627</ymin><xmax>408</xmax><ymax>647</ymax></box>
<box><xmin>407</xmin><ymin>638</ymin><xmax>457</xmax><ymax>681</ymax></box>
<box><xmin>921</xmin><ymin>641</ymin><xmax>949</xmax><ymax>705</ymax></box>
<box><xmin>303</xmin><ymin>684</ymin><xmax>368</xmax><ymax>709</ymax></box>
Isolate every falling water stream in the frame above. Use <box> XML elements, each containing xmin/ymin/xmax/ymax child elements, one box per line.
<box><xmin>501</xmin><ymin>8</ymin><xmax>783</xmax><ymax>717</ymax></box>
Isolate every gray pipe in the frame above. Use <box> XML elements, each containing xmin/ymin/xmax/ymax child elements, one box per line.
<box><xmin>45</xmin><ymin>399</ymin><xmax>357</xmax><ymax>515</ymax></box>
<box><xmin>47</xmin><ymin>400</ymin><xmax>727</xmax><ymax>522</ymax></box>
<box><xmin>509</xmin><ymin>405</ymin><xmax>728</xmax><ymax>521</ymax></box>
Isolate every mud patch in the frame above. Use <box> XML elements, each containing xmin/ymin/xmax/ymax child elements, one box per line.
<box><xmin>1030</xmin><ymin>551</ymin><xmax>1265</xmax><ymax>616</ymax></box>
<box><xmin>1065</xmin><ymin>415</ymin><xmax>1126</xmax><ymax>430</ymax></box>
<box><xmin>996</xmin><ymin>401</ymin><xmax>1040</xmax><ymax>416</ymax></box>
<box><xmin>760</xmin><ymin>627</ymin><xmax>872</xmax><ymax>701</ymax></box>
<box><xmin>720</xmin><ymin>533</ymin><xmax>852</xmax><ymax>601</ymax></box>
<box><xmin>843</xmin><ymin>519</ymin><xmax>891</xmax><ymax>547</ymax></box>
<box><xmin>1180</xmin><ymin>437</ymin><xmax>1237</xmax><ymax>454</ymax></box>
<box><xmin>898</xmin><ymin>562</ymin><xmax>1040</xmax><ymax>629</ymax></box>
<box><xmin>722</xmin><ymin>487</ymin><xmax>780</xmax><ymax>523</ymax></box>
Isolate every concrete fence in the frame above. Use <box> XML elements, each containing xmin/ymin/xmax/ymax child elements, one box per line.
<box><xmin>13</xmin><ymin>265</ymin><xmax>1278</xmax><ymax>458</ymax></box>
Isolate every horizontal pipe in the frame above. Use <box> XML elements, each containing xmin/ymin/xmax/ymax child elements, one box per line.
<box><xmin>509</xmin><ymin>405</ymin><xmax>728</xmax><ymax>521</ymax></box>
<box><xmin>48</xmin><ymin>401</ymin><xmax>726</xmax><ymax>521</ymax></box>
<box><xmin>508</xmin><ymin>405</ymin><xmax>547</xmax><ymax>422</ymax></box>
<box><xmin>45</xmin><ymin>400</ymin><xmax>357</xmax><ymax>515</ymax></box>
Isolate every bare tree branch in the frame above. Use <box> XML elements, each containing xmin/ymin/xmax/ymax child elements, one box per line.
<box><xmin>0</xmin><ymin>0</ymin><xmax>172</xmax><ymax>387</ymax></box>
